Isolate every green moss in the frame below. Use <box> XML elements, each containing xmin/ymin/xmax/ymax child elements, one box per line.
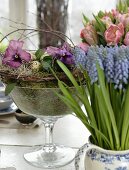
<box><xmin>1</xmin><ymin>74</ymin><xmax>73</xmax><ymax>88</ymax></box>
<box><xmin>18</xmin><ymin>80</ymin><xmax>59</xmax><ymax>88</ymax></box>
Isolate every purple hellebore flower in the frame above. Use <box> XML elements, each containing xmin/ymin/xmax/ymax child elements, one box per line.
<box><xmin>2</xmin><ymin>40</ymin><xmax>31</xmax><ymax>68</ymax></box>
<box><xmin>46</xmin><ymin>43</ymin><xmax>74</xmax><ymax>65</ymax></box>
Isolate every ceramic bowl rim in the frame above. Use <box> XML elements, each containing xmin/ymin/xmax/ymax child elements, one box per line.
<box><xmin>88</xmin><ymin>135</ymin><xmax>129</xmax><ymax>155</ymax></box>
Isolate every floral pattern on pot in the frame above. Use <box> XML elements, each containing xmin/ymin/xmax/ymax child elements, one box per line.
<box><xmin>87</xmin><ymin>149</ymin><xmax>129</xmax><ymax>163</ymax></box>
<box><xmin>75</xmin><ymin>143</ymin><xmax>129</xmax><ymax>170</ymax></box>
<box><xmin>85</xmin><ymin>146</ymin><xmax>129</xmax><ymax>170</ymax></box>
<box><xmin>105</xmin><ymin>167</ymin><xmax>127</xmax><ymax>170</ymax></box>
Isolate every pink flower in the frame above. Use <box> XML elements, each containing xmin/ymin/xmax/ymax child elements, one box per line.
<box><xmin>2</xmin><ymin>40</ymin><xmax>31</xmax><ymax>68</ymax></box>
<box><xmin>111</xmin><ymin>9</ymin><xmax>119</xmax><ymax>18</ymax></box>
<box><xmin>77</xmin><ymin>42</ymin><xmax>89</xmax><ymax>52</ymax></box>
<box><xmin>101</xmin><ymin>16</ymin><xmax>113</xmax><ymax>28</ymax></box>
<box><xmin>117</xmin><ymin>13</ymin><xmax>129</xmax><ymax>28</ymax></box>
<box><xmin>104</xmin><ymin>23</ymin><xmax>124</xmax><ymax>45</ymax></box>
<box><xmin>124</xmin><ymin>32</ymin><xmax>129</xmax><ymax>45</ymax></box>
<box><xmin>80</xmin><ymin>24</ymin><xmax>98</xmax><ymax>45</ymax></box>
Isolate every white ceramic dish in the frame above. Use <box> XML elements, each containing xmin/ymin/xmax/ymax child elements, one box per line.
<box><xmin>0</xmin><ymin>97</ymin><xmax>13</xmax><ymax>110</ymax></box>
<box><xmin>0</xmin><ymin>84</ymin><xmax>13</xmax><ymax>110</ymax></box>
<box><xmin>0</xmin><ymin>103</ymin><xmax>18</xmax><ymax>115</ymax></box>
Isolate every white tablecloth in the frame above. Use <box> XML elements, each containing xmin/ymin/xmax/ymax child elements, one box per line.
<box><xmin>0</xmin><ymin>114</ymin><xmax>90</xmax><ymax>170</ymax></box>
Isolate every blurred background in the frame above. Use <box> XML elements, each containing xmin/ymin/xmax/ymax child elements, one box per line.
<box><xmin>0</xmin><ymin>0</ymin><xmax>117</xmax><ymax>50</ymax></box>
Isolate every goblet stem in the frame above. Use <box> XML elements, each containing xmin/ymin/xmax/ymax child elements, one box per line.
<box><xmin>43</xmin><ymin>122</ymin><xmax>56</xmax><ymax>153</ymax></box>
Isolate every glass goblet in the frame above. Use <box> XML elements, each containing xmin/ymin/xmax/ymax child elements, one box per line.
<box><xmin>10</xmin><ymin>86</ymin><xmax>75</xmax><ymax>169</ymax></box>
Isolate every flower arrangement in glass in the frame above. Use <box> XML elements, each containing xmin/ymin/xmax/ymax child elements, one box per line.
<box><xmin>57</xmin><ymin>0</ymin><xmax>129</xmax><ymax>151</ymax></box>
<box><xmin>0</xmin><ymin>30</ymin><xmax>82</xmax><ymax>168</ymax></box>
<box><xmin>0</xmin><ymin>31</ymin><xmax>76</xmax><ymax>88</ymax></box>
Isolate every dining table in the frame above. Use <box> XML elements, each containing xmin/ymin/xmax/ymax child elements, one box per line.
<box><xmin>0</xmin><ymin>109</ymin><xmax>90</xmax><ymax>170</ymax></box>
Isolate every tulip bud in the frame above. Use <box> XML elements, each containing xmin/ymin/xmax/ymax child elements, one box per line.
<box><xmin>124</xmin><ymin>32</ymin><xmax>129</xmax><ymax>46</ymax></box>
<box><xmin>80</xmin><ymin>24</ymin><xmax>98</xmax><ymax>45</ymax></box>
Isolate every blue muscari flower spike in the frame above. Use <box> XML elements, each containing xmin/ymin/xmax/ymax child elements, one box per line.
<box><xmin>85</xmin><ymin>46</ymin><xmax>103</xmax><ymax>84</ymax></box>
<box><xmin>74</xmin><ymin>45</ymin><xmax>129</xmax><ymax>90</ymax></box>
<box><xmin>113</xmin><ymin>46</ymin><xmax>129</xmax><ymax>89</ymax></box>
<box><xmin>72</xmin><ymin>46</ymin><xmax>87</xmax><ymax>69</ymax></box>
<box><xmin>104</xmin><ymin>50</ymin><xmax>114</xmax><ymax>83</ymax></box>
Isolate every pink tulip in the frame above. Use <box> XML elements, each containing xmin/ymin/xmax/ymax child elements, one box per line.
<box><xmin>117</xmin><ymin>13</ymin><xmax>129</xmax><ymax>28</ymax></box>
<box><xmin>118</xmin><ymin>23</ymin><xmax>125</xmax><ymax>35</ymax></box>
<box><xmin>111</xmin><ymin>9</ymin><xmax>119</xmax><ymax>18</ymax></box>
<box><xmin>124</xmin><ymin>32</ymin><xmax>129</xmax><ymax>46</ymax></box>
<box><xmin>101</xmin><ymin>16</ymin><xmax>113</xmax><ymax>28</ymax></box>
<box><xmin>77</xmin><ymin>42</ymin><xmax>89</xmax><ymax>52</ymax></box>
<box><xmin>104</xmin><ymin>23</ymin><xmax>124</xmax><ymax>45</ymax></box>
<box><xmin>80</xmin><ymin>24</ymin><xmax>98</xmax><ymax>45</ymax></box>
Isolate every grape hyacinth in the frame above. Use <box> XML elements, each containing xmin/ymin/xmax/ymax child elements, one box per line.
<box><xmin>86</xmin><ymin>46</ymin><xmax>103</xmax><ymax>84</ymax></box>
<box><xmin>113</xmin><ymin>46</ymin><xmax>129</xmax><ymax>89</ymax></box>
<box><xmin>74</xmin><ymin>46</ymin><xmax>103</xmax><ymax>84</ymax></box>
<box><xmin>104</xmin><ymin>51</ymin><xmax>114</xmax><ymax>83</ymax></box>
<box><xmin>72</xmin><ymin>46</ymin><xmax>87</xmax><ymax>69</ymax></box>
<box><xmin>74</xmin><ymin>45</ymin><xmax>129</xmax><ymax>89</ymax></box>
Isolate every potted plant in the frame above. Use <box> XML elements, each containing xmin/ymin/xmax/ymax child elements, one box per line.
<box><xmin>0</xmin><ymin>30</ymin><xmax>82</xmax><ymax>169</ymax></box>
<box><xmin>56</xmin><ymin>1</ymin><xmax>129</xmax><ymax>170</ymax></box>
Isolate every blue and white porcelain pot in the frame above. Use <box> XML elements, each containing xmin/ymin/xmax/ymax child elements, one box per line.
<box><xmin>75</xmin><ymin>142</ymin><xmax>129</xmax><ymax>170</ymax></box>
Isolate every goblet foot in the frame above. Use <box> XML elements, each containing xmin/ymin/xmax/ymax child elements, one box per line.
<box><xmin>24</xmin><ymin>145</ymin><xmax>75</xmax><ymax>169</ymax></box>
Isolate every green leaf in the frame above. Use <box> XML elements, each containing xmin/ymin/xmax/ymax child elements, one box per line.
<box><xmin>0</xmin><ymin>44</ymin><xmax>7</xmax><ymax>53</ymax></box>
<box><xmin>57</xmin><ymin>60</ymin><xmax>81</xmax><ymax>92</ymax></box>
<box><xmin>35</xmin><ymin>49</ymin><xmax>44</xmax><ymax>60</ymax></box>
<box><xmin>98</xmin><ymin>11</ymin><xmax>105</xmax><ymax>18</ymax></box>
<box><xmin>93</xmin><ymin>14</ymin><xmax>106</xmax><ymax>33</ymax></box>
<box><xmin>82</xmin><ymin>13</ymin><xmax>89</xmax><ymax>25</ymax></box>
<box><xmin>126</xmin><ymin>0</ymin><xmax>129</xmax><ymax>6</ymax></box>
<box><xmin>76</xmin><ymin>86</ymin><xmax>98</xmax><ymax>130</ymax></box>
<box><xmin>58</xmin><ymin>80</ymin><xmax>81</xmax><ymax>108</ymax></box>
<box><xmin>57</xmin><ymin>61</ymin><xmax>98</xmax><ymax>130</ymax></box>
<box><xmin>96</xmin><ymin>64</ymin><xmax>120</xmax><ymax>150</ymax></box>
<box><xmin>95</xmin><ymin>84</ymin><xmax>114</xmax><ymax>149</ymax></box>
<box><xmin>117</xmin><ymin>0</ymin><xmax>128</xmax><ymax>13</ymax></box>
<box><xmin>81</xmin><ymin>69</ymin><xmax>91</xmax><ymax>95</ymax></box>
<box><xmin>57</xmin><ymin>81</ymin><xmax>111</xmax><ymax>148</ymax></box>
<box><xmin>97</xmin><ymin>32</ymin><xmax>104</xmax><ymax>37</ymax></box>
<box><xmin>5</xmin><ymin>83</ymin><xmax>16</xmax><ymax>96</ymax></box>
<box><xmin>125</xmin><ymin>128</ymin><xmax>129</xmax><ymax>149</ymax></box>
<box><xmin>121</xmin><ymin>86</ymin><xmax>129</xmax><ymax>149</ymax></box>
<box><xmin>41</xmin><ymin>56</ymin><xmax>52</xmax><ymax>71</ymax></box>
<box><xmin>41</xmin><ymin>61</ymin><xmax>51</xmax><ymax>71</ymax></box>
